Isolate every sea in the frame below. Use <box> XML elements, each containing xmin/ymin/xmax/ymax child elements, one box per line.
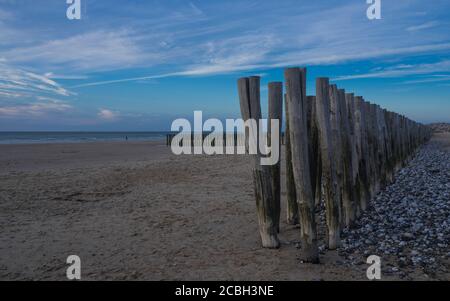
<box><xmin>0</xmin><ymin>132</ymin><xmax>170</xmax><ymax>144</ymax></box>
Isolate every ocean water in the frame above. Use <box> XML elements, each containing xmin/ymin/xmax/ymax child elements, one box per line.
<box><xmin>0</xmin><ymin>132</ymin><xmax>169</xmax><ymax>144</ymax></box>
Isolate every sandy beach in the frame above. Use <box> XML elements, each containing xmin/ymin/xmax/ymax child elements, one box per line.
<box><xmin>0</xmin><ymin>137</ymin><xmax>449</xmax><ymax>280</ymax></box>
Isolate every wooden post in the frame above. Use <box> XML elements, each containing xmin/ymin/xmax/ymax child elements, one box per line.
<box><xmin>306</xmin><ymin>96</ymin><xmax>321</xmax><ymax>209</ymax></box>
<box><xmin>392</xmin><ymin>113</ymin><xmax>402</xmax><ymax>172</ymax></box>
<box><xmin>268</xmin><ymin>82</ymin><xmax>283</xmax><ymax>232</ymax></box>
<box><xmin>374</xmin><ymin>105</ymin><xmax>387</xmax><ymax>190</ymax></box>
<box><xmin>285</xmin><ymin>93</ymin><xmax>299</xmax><ymax>225</ymax></box>
<box><xmin>315</xmin><ymin>77</ymin><xmax>341</xmax><ymax>249</ymax></box>
<box><xmin>384</xmin><ymin>110</ymin><xmax>395</xmax><ymax>184</ymax></box>
<box><xmin>363</xmin><ymin>100</ymin><xmax>372</xmax><ymax>181</ymax></box>
<box><xmin>284</xmin><ymin>67</ymin><xmax>319</xmax><ymax>263</ymax></box>
<box><xmin>237</xmin><ymin>76</ymin><xmax>279</xmax><ymax>249</ymax></box>
<box><xmin>337</xmin><ymin>88</ymin><xmax>356</xmax><ymax>226</ymax></box>
<box><xmin>369</xmin><ymin>103</ymin><xmax>381</xmax><ymax>196</ymax></box>
<box><xmin>363</xmin><ymin>101</ymin><xmax>376</xmax><ymax>200</ymax></box>
<box><xmin>353</xmin><ymin>96</ymin><xmax>363</xmax><ymax>210</ymax></box>
<box><xmin>345</xmin><ymin>93</ymin><xmax>361</xmax><ymax>217</ymax></box>
<box><xmin>329</xmin><ymin>85</ymin><xmax>345</xmax><ymax>226</ymax></box>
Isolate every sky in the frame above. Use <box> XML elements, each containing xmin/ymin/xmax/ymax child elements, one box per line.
<box><xmin>0</xmin><ymin>0</ymin><xmax>449</xmax><ymax>131</ymax></box>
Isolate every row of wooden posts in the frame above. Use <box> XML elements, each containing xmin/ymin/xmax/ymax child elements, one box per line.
<box><xmin>237</xmin><ymin>67</ymin><xmax>431</xmax><ymax>263</ymax></box>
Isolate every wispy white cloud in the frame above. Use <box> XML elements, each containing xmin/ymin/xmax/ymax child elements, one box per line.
<box><xmin>3</xmin><ymin>1</ymin><xmax>450</xmax><ymax>79</ymax></box>
<box><xmin>0</xmin><ymin>89</ymin><xmax>23</xmax><ymax>98</ymax></box>
<box><xmin>333</xmin><ymin>60</ymin><xmax>450</xmax><ymax>81</ymax></box>
<box><xmin>97</xmin><ymin>108</ymin><xmax>119</xmax><ymax>121</ymax></box>
<box><xmin>0</xmin><ymin>62</ymin><xmax>75</xmax><ymax>118</ymax></box>
<box><xmin>44</xmin><ymin>72</ymin><xmax>89</xmax><ymax>80</ymax></box>
<box><xmin>74</xmin><ymin>43</ymin><xmax>450</xmax><ymax>88</ymax></box>
<box><xmin>52</xmin><ymin>0</ymin><xmax>449</xmax><ymax>89</ymax></box>
<box><xmin>2</xmin><ymin>30</ymin><xmax>146</xmax><ymax>72</ymax></box>
<box><xmin>71</xmin><ymin>73</ymin><xmax>176</xmax><ymax>88</ymax></box>
<box><xmin>401</xmin><ymin>75</ymin><xmax>450</xmax><ymax>84</ymax></box>
<box><xmin>188</xmin><ymin>2</ymin><xmax>204</xmax><ymax>16</ymax></box>
<box><xmin>406</xmin><ymin>21</ymin><xmax>438</xmax><ymax>32</ymax></box>
<box><xmin>0</xmin><ymin>62</ymin><xmax>74</xmax><ymax>100</ymax></box>
<box><xmin>0</xmin><ymin>100</ymin><xmax>72</xmax><ymax>116</ymax></box>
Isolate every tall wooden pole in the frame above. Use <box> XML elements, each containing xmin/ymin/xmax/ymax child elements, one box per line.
<box><xmin>285</xmin><ymin>94</ymin><xmax>299</xmax><ymax>225</ymax></box>
<box><xmin>237</xmin><ymin>76</ymin><xmax>279</xmax><ymax>249</ymax></box>
<box><xmin>315</xmin><ymin>78</ymin><xmax>341</xmax><ymax>249</ymax></box>
<box><xmin>338</xmin><ymin>88</ymin><xmax>356</xmax><ymax>226</ymax></box>
<box><xmin>345</xmin><ymin>93</ymin><xmax>361</xmax><ymax>217</ymax></box>
<box><xmin>357</xmin><ymin>97</ymin><xmax>371</xmax><ymax>210</ymax></box>
<box><xmin>307</xmin><ymin>96</ymin><xmax>321</xmax><ymax>209</ymax></box>
<box><xmin>328</xmin><ymin>84</ymin><xmax>344</xmax><ymax>226</ymax></box>
<box><xmin>284</xmin><ymin>68</ymin><xmax>319</xmax><ymax>262</ymax></box>
<box><xmin>268</xmin><ymin>82</ymin><xmax>283</xmax><ymax>232</ymax></box>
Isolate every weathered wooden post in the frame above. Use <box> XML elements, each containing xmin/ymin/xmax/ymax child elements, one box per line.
<box><xmin>338</xmin><ymin>88</ymin><xmax>356</xmax><ymax>226</ymax></box>
<box><xmin>345</xmin><ymin>93</ymin><xmax>361</xmax><ymax>216</ymax></box>
<box><xmin>316</xmin><ymin>77</ymin><xmax>341</xmax><ymax>249</ymax></box>
<box><xmin>329</xmin><ymin>85</ymin><xmax>346</xmax><ymax>226</ymax></box>
<box><xmin>268</xmin><ymin>82</ymin><xmax>283</xmax><ymax>232</ymax></box>
<box><xmin>375</xmin><ymin>104</ymin><xmax>387</xmax><ymax>189</ymax></box>
<box><xmin>369</xmin><ymin>103</ymin><xmax>381</xmax><ymax>196</ymax></box>
<box><xmin>354</xmin><ymin>97</ymin><xmax>368</xmax><ymax>211</ymax></box>
<box><xmin>285</xmin><ymin>68</ymin><xmax>319</xmax><ymax>262</ymax></box>
<box><xmin>285</xmin><ymin>94</ymin><xmax>299</xmax><ymax>225</ymax></box>
<box><xmin>306</xmin><ymin>96</ymin><xmax>321</xmax><ymax>209</ymax></box>
<box><xmin>360</xmin><ymin>97</ymin><xmax>377</xmax><ymax>200</ymax></box>
<box><xmin>237</xmin><ymin>76</ymin><xmax>280</xmax><ymax>249</ymax></box>
<box><xmin>392</xmin><ymin>113</ymin><xmax>402</xmax><ymax>172</ymax></box>
<box><xmin>383</xmin><ymin>109</ymin><xmax>395</xmax><ymax>184</ymax></box>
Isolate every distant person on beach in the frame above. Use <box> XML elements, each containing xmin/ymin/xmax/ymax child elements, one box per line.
<box><xmin>125</xmin><ymin>136</ymin><xmax>128</xmax><ymax>141</ymax></box>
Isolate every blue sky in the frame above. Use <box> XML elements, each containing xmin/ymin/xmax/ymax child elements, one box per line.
<box><xmin>0</xmin><ymin>0</ymin><xmax>449</xmax><ymax>131</ymax></box>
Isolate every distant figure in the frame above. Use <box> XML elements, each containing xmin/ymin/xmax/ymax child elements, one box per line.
<box><xmin>125</xmin><ymin>136</ymin><xmax>128</xmax><ymax>141</ymax></box>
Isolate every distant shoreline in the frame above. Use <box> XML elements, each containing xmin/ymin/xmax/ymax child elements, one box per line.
<box><xmin>0</xmin><ymin>131</ymin><xmax>169</xmax><ymax>145</ymax></box>
<box><xmin>0</xmin><ymin>138</ymin><xmax>166</xmax><ymax>145</ymax></box>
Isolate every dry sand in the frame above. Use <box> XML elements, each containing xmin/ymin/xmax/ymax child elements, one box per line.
<box><xmin>0</xmin><ymin>138</ymin><xmax>448</xmax><ymax>280</ymax></box>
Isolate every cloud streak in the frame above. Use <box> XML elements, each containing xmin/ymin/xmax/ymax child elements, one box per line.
<box><xmin>3</xmin><ymin>1</ymin><xmax>450</xmax><ymax>79</ymax></box>
<box><xmin>0</xmin><ymin>62</ymin><xmax>73</xmax><ymax>97</ymax></box>
<box><xmin>333</xmin><ymin>60</ymin><xmax>450</xmax><ymax>81</ymax></box>
<box><xmin>0</xmin><ymin>100</ymin><xmax>72</xmax><ymax>117</ymax></box>
<box><xmin>406</xmin><ymin>21</ymin><xmax>438</xmax><ymax>32</ymax></box>
<box><xmin>73</xmin><ymin>43</ymin><xmax>450</xmax><ymax>88</ymax></box>
<box><xmin>2</xmin><ymin>30</ymin><xmax>146</xmax><ymax>72</ymax></box>
<box><xmin>401</xmin><ymin>75</ymin><xmax>450</xmax><ymax>84</ymax></box>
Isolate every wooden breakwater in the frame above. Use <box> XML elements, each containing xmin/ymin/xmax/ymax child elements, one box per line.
<box><xmin>238</xmin><ymin>67</ymin><xmax>431</xmax><ymax>262</ymax></box>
